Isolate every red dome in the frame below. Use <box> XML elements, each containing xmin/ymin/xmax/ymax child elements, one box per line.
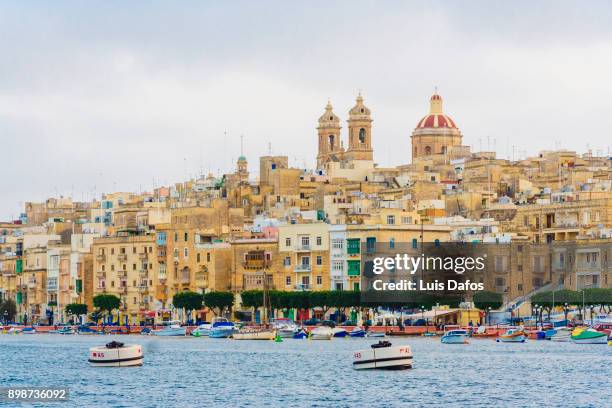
<box><xmin>416</xmin><ymin>114</ymin><xmax>457</xmax><ymax>129</ymax></box>
<box><xmin>430</xmin><ymin>94</ymin><xmax>442</xmax><ymax>101</ymax></box>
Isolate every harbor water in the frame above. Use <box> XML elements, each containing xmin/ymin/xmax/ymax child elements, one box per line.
<box><xmin>1</xmin><ymin>334</ymin><xmax>610</xmax><ymax>407</ymax></box>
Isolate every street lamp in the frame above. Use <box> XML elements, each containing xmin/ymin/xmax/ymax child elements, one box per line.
<box><xmin>534</xmin><ymin>304</ymin><xmax>539</xmax><ymax>330</ymax></box>
<box><xmin>563</xmin><ymin>302</ymin><xmax>569</xmax><ymax>323</ymax></box>
<box><xmin>420</xmin><ymin>306</ymin><xmax>425</xmax><ymax>326</ymax></box>
<box><xmin>487</xmin><ymin>306</ymin><xmax>492</xmax><ymax>326</ymax></box>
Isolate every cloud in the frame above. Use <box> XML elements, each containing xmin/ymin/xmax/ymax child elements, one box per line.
<box><xmin>1</xmin><ymin>1</ymin><xmax>611</xmax><ymax>219</ymax></box>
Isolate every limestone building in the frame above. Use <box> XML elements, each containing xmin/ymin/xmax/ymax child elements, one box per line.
<box><xmin>412</xmin><ymin>93</ymin><xmax>463</xmax><ymax>159</ymax></box>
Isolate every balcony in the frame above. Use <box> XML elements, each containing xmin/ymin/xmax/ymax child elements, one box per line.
<box><xmin>139</xmin><ymin>269</ymin><xmax>149</xmax><ymax>277</ymax></box>
<box><xmin>295</xmin><ymin>284</ymin><xmax>311</xmax><ymax>291</ymax></box>
<box><xmin>138</xmin><ymin>285</ymin><xmax>149</xmax><ymax>293</ymax></box>
<box><xmin>294</xmin><ymin>264</ymin><xmax>311</xmax><ymax>272</ymax></box>
<box><xmin>158</xmin><ymin>273</ymin><xmax>167</xmax><ymax>282</ymax></box>
<box><xmin>27</xmin><ymin>280</ymin><xmax>37</xmax><ymax>289</ymax></box>
<box><xmin>96</xmin><ymin>254</ymin><xmax>106</xmax><ymax>262</ymax></box>
<box><xmin>138</xmin><ymin>253</ymin><xmax>149</xmax><ymax>261</ymax></box>
<box><xmin>242</xmin><ymin>259</ymin><xmax>271</xmax><ymax>270</ymax></box>
<box><xmin>297</xmin><ymin>244</ymin><xmax>311</xmax><ymax>252</ymax></box>
<box><xmin>117</xmin><ymin>270</ymin><xmax>128</xmax><ymax>278</ymax></box>
<box><xmin>119</xmin><ymin>286</ymin><xmax>128</xmax><ymax>294</ymax></box>
<box><xmin>96</xmin><ymin>270</ymin><xmax>106</xmax><ymax>278</ymax></box>
<box><xmin>195</xmin><ymin>272</ymin><xmax>208</xmax><ymax>283</ymax></box>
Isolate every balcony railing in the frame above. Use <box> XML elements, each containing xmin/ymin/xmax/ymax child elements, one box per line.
<box><xmin>96</xmin><ymin>254</ymin><xmax>106</xmax><ymax>262</ymax></box>
<box><xmin>294</xmin><ymin>264</ymin><xmax>311</xmax><ymax>272</ymax></box>
<box><xmin>139</xmin><ymin>253</ymin><xmax>148</xmax><ymax>261</ymax></box>
<box><xmin>117</xmin><ymin>253</ymin><xmax>128</xmax><ymax>262</ymax></box>
<box><xmin>139</xmin><ymin>269</ymin><xmax>149</xmax><ymax>277</ymax></box>
<box><xmin>297</xmin><ymin>244</ymin><xmax>311</xmax><ymax>252</ymax></box>
<box><xmin>295</xmin><ymin>284</ymin><xmax>311</xmax><ymax>291</ymax></box>
<box><xmin>242</xmin><ymin>259</ymin><xmax>271</xmax><ymax>270</ymax></box>
<box><xmin>117</xmin><ymin>270</ymin><xmax>128</xmax><ymax>278</ymax></box>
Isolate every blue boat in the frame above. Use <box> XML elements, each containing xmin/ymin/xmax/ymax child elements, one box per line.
<box><xmin>349</xmin><ymin>327</ymin><xmax>366</xmax><ymax>338</ymax></box>
<box><xmin>151</xmin><ymin>321</ymin><xmax>186</xmax><ymax>336</ymax></box>
<box><xmin>209</xmin><ymin>326</ymin><xmax>234</xmax><ymax>338</ymax></box>
<box><xmin>192</xmin><ymin>318</ymin><xmax>234</xmax><ymax>337</ymax></box>
<box><xmin>441</xmin><ymin>329</ymin><xmax>469</xmax><ymax>344</ymax></box>
<box><xmin>293</xmin><ymin>329</ymin><xmax>308</xmax><ymax>339</ymax></box>
<box><xmin>332</xmin><ymin>328</ymin><xmax>348</xmax><ymax>338</ymax></box>
<box><xmin>22</xmin><ymin>327</ymin><xmax>36</xmax><ymax>334</ymax></box>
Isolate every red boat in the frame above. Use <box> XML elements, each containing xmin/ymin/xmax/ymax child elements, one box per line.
<box><xmin>593</xmin><ymin>323</ymin><xmax>612</xmax><ymax>336</ymax></box>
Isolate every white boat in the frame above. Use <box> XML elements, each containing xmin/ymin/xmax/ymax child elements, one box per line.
<box><xmin>232</xmin><ymin>328</ymin><xmax>276</xmax><ymax>340</ymax></box>
<box><xmin>497</xmin><ymin>328</ymin><xmax>526</xmax><ymax>343</ymax></box>
<box><xmin>7</xmin><ymin>327</ymin><xmax>22</xmax><ymax>334</ymax></box>
<box><xmin>192</xmin><ymin>317</ymin><xmax>234</xmax><ymax>337</ymax></box>
<box><xmin>310</xmin><ymin>326</ymin><xmax>333</xmax><ymax>340</ymax></box>
<box><xmin>271</xmin><ymin>318</ymin><xmax>300</xmax><ymax>338</ymax></box>
<box><xmin>550</xmin><ymin>327</ymin><xmax>573</xmax><ymax>342</ymax></box>
<box><xmin>150</xmin><ymin>321</ymin><xmax>186</xmax><ymax>337</ymax></box>
<box><xmin>441</xmin><ymin>329</ymin><xmax>469</xmax><ymax>344</ymax></box>
<box><xmin>353</xmin><ymin>341</ymin><xmax>413</xmax><ymax>370</ymax></box>
<box><xmin>367</xmin><ymin>330</ymin><xmax>385</xmax><ymax>338</ymax></box>
<box><xmin>209</xmin><ymin>326</ymin><xmax>235</xmax><ymax>338</ymax></box>
<box><xmin>89</xmin><ymin>341</ymin><xmax>143</xmax><ymax>367</ymax></box>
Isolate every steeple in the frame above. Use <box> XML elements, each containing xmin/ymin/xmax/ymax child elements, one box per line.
<box><xmin>317</xmin><ymin>100</ymin><xmax>343</xmax><ymax>168</ymax></box>
<box><xmin>346</xmin><ymin>92</ymin><xmax>373</xmax><ymax>161</ymax></box>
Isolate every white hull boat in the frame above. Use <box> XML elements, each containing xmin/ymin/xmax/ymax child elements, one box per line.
<box><xmin>550</xmin><ymin>327</ymin><xmax>572</xmax><ymax>342</ymax></box>
<box><xmin>89</xmin><ymin>341</ymin><xmax>143</xmax><ymax>367</ymax></box>
<box><xmin>310</xmin><ymin>326</ymin><xmax>333</xmax><ymax>340</ymax></box>
<box><xmin>353</xmin><ymin>341</ymin><xmax>413</xmax><ymax>370</ymax></box>
<box><xmin>497</xmin><ymin>328</ymin><xmax>526</xmax><ymax>343</ymax></box>
<box><xmin>441</xmin><ymin>330</ymin><xmax>469</xmax><ymax>344</ymax></box>
<box><xmin>151</xmin><ymin>322</ymin><xmax>186</xmax><ymax>337</ymax></box>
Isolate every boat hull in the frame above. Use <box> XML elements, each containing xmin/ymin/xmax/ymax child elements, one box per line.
<box><xmin>232</xmin><ymin>330</ymin><xmax>276</xmax><ymax>340</ymax></box>
<box><xmin>209</xmin><ymin>328</ymin><xmax>234</xmax><ymax>338</ymax></box>
<box><xmin>441</xmin><ymin>335</ymin><xmax>468</xmax><ymax>344</ymax></box>
<box><xmin>89</xmin><ymin>344</ymin><xmax>143</xmax><ymax>367</ymax></box>
<box><xmin>151</xmin><ymin>327</ymin><xmax>186</xmax><ymax>336</ymax></box>
<box><xmin>353</xmin><ymin>345</ymin><xmax>412</xmax><ymax>370</ymax></box>
<box><xmin>349</xmin><ymin>330</ymin><xmax>366</xmax><ymax>338</ymax></box>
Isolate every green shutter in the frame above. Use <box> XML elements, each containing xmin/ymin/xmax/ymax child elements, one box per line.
<box><xmin>16</xmin><ymin>259</ymin><xmax>23</xmax><ymax>273</ymax></box>
<box><xmin>16</xmin><ymin>292</ymin><xmax>22</xmax><ymax>304</ymax></box>
<box><xmin>347</xmin><ymin>260</ymin><xmax>361</xmax><ymax>276</ymax></box>
<box><xmin>76</xmin><ymin>279</ymin><xmax>83</xmax><ymax>294</ymax></box>
<box><xmin>347</xmin><ymin>239</ymin><xmax>360</xmax><ymax>255</ymax></box>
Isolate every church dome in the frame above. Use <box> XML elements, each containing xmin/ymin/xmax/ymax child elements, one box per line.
<box><xmin>415</xmin><ymin>93</ymin><xmax>459</xmax><ymax>130</ymax></box>
<box><xmin>318</xmin><ymin>100</ymin><xmax>340</xmax><ymax>125</ymax></box>
<box><xmin>348</xmin><ymin>93</ymin><xmax>371</xmax><ymax>117</ymax></box>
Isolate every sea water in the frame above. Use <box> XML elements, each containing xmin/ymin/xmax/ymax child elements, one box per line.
<box><xmin>1</xmin><ymin>334</ymin><xmax>610</xmax><ymax>407</ymax></box>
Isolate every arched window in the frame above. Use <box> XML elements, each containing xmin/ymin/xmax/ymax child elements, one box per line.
<box><xmin>441</xmin><ymin>146</ymin><xmax>447</xmax><ymax>154</ymax></box>
<box><xmin>358</xmin><ymin>128</ymin><xmax>366</xmax><ymax>143</ymax></box>
<box><xmin>425</xmin><ymin>146</ymin><xmax>432</xmax><ymax>155</ymax></box>
<box><xmin>328</xmin><ymin>135</ymin><xmax>335</xmax><ymax>150</ymax></box>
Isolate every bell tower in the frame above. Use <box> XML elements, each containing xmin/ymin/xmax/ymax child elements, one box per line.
<box><xmin>346</xmin><ymin>92</ymin><xmax>373</xmax><ymax>161</ymax></box>
<box><xmin>317</xmin><ymin>100</ymin><xmax>343</xmax><ymax>168</ymax></box>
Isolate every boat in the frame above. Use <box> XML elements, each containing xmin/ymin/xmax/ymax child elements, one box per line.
<box><xmin>192</xmin><ymin>317</ymin><xmax>235</xmax><ymax>337</ymax></box>
<box><xmin>549</xmin><ymin>327</ymin><xmax>572</xmax><ymax>342</ymax></box>
<box><xmin>150</xmin><ymin>321</ymin><xmax>186</xmax><ymax>337</ymax></box>
<box><xmin>21</xmin><ymin>327</ymin><xmax>36</xmax><ymax>334</ymax></box>
<box><xmin>7</xmin><ymin>327</ymin><xmax>22</xmax><ymax>334</ymax></box>
<box><xmin>89</xmin><ymin>341</ymin><xmax>143</xmax><ymax>367</ymax></box>
<box><xmin>209</xmin><ymin>326</ymin><xmax>235</xmax><ymax>338</ymax></box>
<box><xmin>570</xmin><ymin>327</ymin><xmax>608</xmax><ymax>344</ymax></box>
<box><xmin>367</xmin><ymin>330</ymin><xmax>385</xmax><ymax>338</ymax></box>
<box><xmin>232</xmin><ymin>328</ymin><xmax>276</xmax><ymax>340</ymax></box>
<box><xmin>352</xmin><ymin>341</ymin><xmax>413</xmax><ymax>370</ymax></box>
<box><xmin>332</xmin><ymin>327</ymin><xmax>348</xmax><ymax>338</ymax></box>
<box><xmin>49</xmin><ymin>327</ymin><xmax>75</xmax><ymax>335</ymax></box>
<box><xmin>77</xmin><ymin>325</ymin><xmax>101</xmax><ymax>335</ymax></box>
<box><xmin>271</xmin><ymin>318</ymin><xmax>300</xmax><ymax>338</ymax></box>
<box><xmin>441</xmin><ymin>329</ymin><xmax>469</xmax><ymax>344</ymax></box>
<box><xmin>497</xmin><ymin>327</ymin><xmax>526</xmax><ymax>343</ymax></box>
<box><xmin>349</xmin><ymin>327</ymin><xmax>366</xmax><ymax>338</ymax></box>
<box><xmin>293</xmin><ymin>329</ymin><xmax>308</xmax><ymax>339</ymax></box>
<box><xmin>310</xmin><ymin>326</ymin><xmax>333</xmax><ymax>340</ymax></box>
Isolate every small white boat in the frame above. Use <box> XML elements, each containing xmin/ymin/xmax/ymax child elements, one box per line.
<box><xmin>441</xmin><ymin>329</ymin><xmax>469</xmax><ymax>344</ymax></box>
<box><xmin>150</xmin><ymin>321</ymin><xmax>186</xmax><ymax>337</ymax></box>
<box><xmin>49</xmin><ymin>327</ymin><xmax>75</xmax><ymax>335</ymax></box>
<box><xmin>89</xmin><ymin>341</ymin><xmax>143</xmax><ymax>367</ymax></box>
<box><xmin>367</xmin><ymin>330</ymin><xmax>385</xmax><ymax>338</ymax></box>
<box><xmin>232</xmin><ymin>328</ymin><xmax>276</xmax><ymax>340</ymax></box>
<box><xmin>550</xmin><ymin>327</ymin><xmax>572</xmax><ymax>342</ymax></box>
<box><xmin>192</xmin><ymin>317</ymin><xmax>234</xmax><ymax>337</ymax></box>
<box><xmin>497</xmin><ymin>328</ymin><xmax>526</xmax><ymax>343</ymax></box>
<box><xmin>209</xmin><ymin>326</ymin><xmax>235</xmax><ymax>338</ymax></box>
<box><xmin>271</xmin><ymin>318</ymin><xmax>300</xmax><ymax>338</ymax></box>
<box><xmin>7</xmin><ymin>327</ymin><xmax>22</xmax><ymax>334</ymax></box>
<box><xmin>353</xmin><ymin>341</ymin><xmax>413</xmax><ymax>370</ymax></box>
<box><xmin>310</xmin><ymin>326</ymin><xmax>333</xmax><ymax>340</ymax></box>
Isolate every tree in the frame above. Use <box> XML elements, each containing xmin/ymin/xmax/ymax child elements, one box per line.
<box><xmin>65</xmin><ymin>303</ymin><xmax>88</xmax><ymax>323</ymax></box>
<box><xmin>204</xmin><ymin>291</ymin><xmax>234</xmax><ymax>316</ymax></box>
<box><xmin>93</xmin><ymin>294</ymin><xmax>121</xmax><ymax>323</ymax></box>
<box><xmin>173</xmin><ymin>291</ymin><xmax>204</xmax><ymax>323</ymax></box>
<box><xmin>309</xmin><ymin>290</ymin><xmax>333</xmax><ymax>316</ymax></box>
<box><xmin>0</xmin><ymin>299</ymin><xmax>17</xmax><ymax>323</ymax></box>
<box><xmin>240</xmin><ymin>290</ymin><xmax>263</xmax><ymax>323</ymax></box>
<box><xmin>473</xmin><ymin>291</ymin><xmax>503</xmax><ymax>310</ymax></box>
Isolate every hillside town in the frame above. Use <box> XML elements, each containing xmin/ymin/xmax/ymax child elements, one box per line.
<box><xmin>1</xmin><ymin>92</ymin><xmax>611</xmax><ymax>325</ymax></box>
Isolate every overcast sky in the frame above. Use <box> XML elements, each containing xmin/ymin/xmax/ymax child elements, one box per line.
<box><xmin>1</xmin><ymin>1</ymin><xmax>612</xmax><ymax>220</ymax></box>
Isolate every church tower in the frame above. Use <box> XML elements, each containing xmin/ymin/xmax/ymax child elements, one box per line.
<box><xmin>236</xmin><ymin>135</ymin><xmax>248</xmax><ymax>183</ymax></box>
<box><xmin>346</xmin><ymin>92</ymin><xmax>373</xmax><ymax>161</ymax></box>
<box><xmin>411</xmin><ymin>92</ymin><xmax>462</xmax><ymax>159</ymax></box>
<box><xmin>317</xmin><ymin>100</ymin><xmax>343</xmax><ymax>168</ymax></box>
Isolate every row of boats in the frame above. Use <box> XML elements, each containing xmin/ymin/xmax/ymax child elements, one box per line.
<box><xmin>148</xmin><ymin>318</ymin><xmax>387</xmax><ymax>340</ymax></box>
<box><xmin>439</xmin><ymin>326</ymin><xmax>611</xmax><ymax>344</ymax></box>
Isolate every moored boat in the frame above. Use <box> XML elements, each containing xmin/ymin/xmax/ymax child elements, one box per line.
<box><xmin>21</xmin><ymin>327</ymin><xmax>36</xmax><ymax>334</ymax></box>
<box><xmin>150</xmin><ymin>321</ymin><xmax>186</xmax><ymax>337</ymax></box>
<box><xmin>367</xmin><ymin>330</ymin><xmax>385</xmax><ymax>338</ymax></box>
<box><xmin>570</xmin><ymin>327</ymin><xmax>607</xmax><ymax>344</ymax></box>
<box><xmin>497</xmin><ymin>328</ymin><xmax>526</xmax><ymax>343</ymax></box>
<box><xmin>332</xmin><ymin>327</ymin><xmax>348</xmax><ymax>338</ymax></box>
<box><xmin>549</xmin><ymin>327</ymin><xmax>572</xmax><ymax>342</ymax></box>
<box><xmin>271</xmin><ymin>318</ymin><xmax>300</xmax><ymax>338</ymax></box>
<box><xmin>349</xmin><ymin>327</ymin><xmax>366</xmax><ymax>338</ymax></box>
<box><xmin>209</xmin><ymin>326</ymin><xmax>235</xmax><ymax>338</ymax></box>
<box><xmin>192</xmin><ymin>317</ymin><xmax>234</xmax><ymax>337</ymax></box>
<box><xmin>293</xmin><ymin>329</ymin><xmax>308</xmax><ymax>339</ymax></box>
<box><xmin>352</xmin><ymin>341</ymin><xmax>413</xmax><ymax>370</ymax></box>
<box><xmin>310</xmin><ymin>326</ymin><xmax>333</xmax><ymax>340</ymax></box>
<box><xmin>232</xmin><ymin>328</ymin><xmax>276</xmax><ymax>340</ymax></box>
<box><xmin>89</xmin><ymin>341</ymin><xmax>143</xmax><ymax>367</ymax></box>
<box><xmin>49</xmin><ymin>327</ymin><xmax>75</xmax><ymax>335</ymax></box>
<box><xmin>441</xmin><ymin>329</ymin><xmax>469</xmax><ymax>344</ymax></box>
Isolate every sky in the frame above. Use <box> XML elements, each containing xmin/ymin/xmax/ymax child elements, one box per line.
<box><xmin>1</xmin><ymin>1</ymin><xmax>612</xmax><ymax>219</ymax></box>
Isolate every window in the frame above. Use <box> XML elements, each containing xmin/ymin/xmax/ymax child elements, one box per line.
<box><xmin>286</xmin><ymin>276</ymin><xmax>291</xmax><ymax>286</ymax></box>
<box><xmin>387</xmin><ymin>215</ymin><xmax>395</xmax><ymax>225</ymax></box>
<box><xmin>316</xmin><ymin>236</ymin><xmax>322</xmax><ymax>246</ymax></box>
<box><xmin>495</xmin><ymin>277</ymin><xmax>505</xmax><ymax>287</ymax></box>
<box><xmin>174</xmin><ymin>232</ymin><xmax>178</xmax><ymax>242</ymax></box>
<box><xmin>285</xmin><ymin>238</ymin><xmax>291</xmax><ymax>247</ymax></box>
<box><xmin>347</xmin><ymin>260</ymin><xmax>360</xmax><ymax>276</ymax></box>
<box><xmin>132</xmin><ymin>247</ymin><xmax>136</xmax><ymax>254</ymax></box>
<box><xmin>111</xmin><ymin>280</ymin><xmax>115</xmax><ymax>287</ymax></box>
<box><xmin>412</xmin><ymin>239</ymin><xmax>418</xmax><ymax>249</ymax></box>
<box><xmin>184</xmin><ymin>232</ymin><xmax>188</xmax><ymax>242</ymax></box>
<box><xmin>316</xmin><ymin>276</ymin><xmax>322</xmax><ymax>285</ymax></box>
<box><xmin>332</xmin><ymin>239</ymin><xmax>343</xmax><ymax>250</ymax></box>
<box><xmin>301</xmin><ymin>276</ymin><xmax>310</xmax><ymax>285</ymax></box>
<box><xmin>358</xmin><ymin>128</ymin><xmax>366</xmax><ymax>143</ymax></box>
<box><xmin>207</xmin><ymin>253</ymin><xmax>211</xmax><ymax>262</ymax></box>
<box><xmin>301</xmin><ymin>236</ymin><xmax>310</xmax><ymax>248</ymax></box>
<box><xmin>184</xmin><ymin>248</ymin><xmax>189</xmax><ymax>258</ymax></box>
<box><xmin>120</xmin><ymin>247</ymin><xmax>126</xmax><ymax>254</ymax></box>
<box><xmin>401</xmin><ymin>216</ymin><xmax>412</xmax><ymax>224</ymax></box>
<box><xmin>347</xmin><ymin>239</ymin><xmax>360</xmax><ymax>255</ymax></box>
<box><xmin>132</xmin><ymin>264</ymin><xmax>136</xmax><ymax>270</ymax></box>
<box><xmin>316</xmin><ymin>256</ymin><xmax>322</xmax><ymax>266</ymax></box>
<box><xmin>518</xmin><ymin>284</ymin><xmax>523</xmax><ymax>292</ymax></box>
<box><xmin>197</xmin><ymin>253</ymin><xmax>201</xmax><ymax>263</ymax></box>
<box><xmin>389</xmin><ymin>238</ymin><xmax>395</xmax><ymax>249</ymax></box>
<box><xmin>284</xmin><ymin>257</ymin><xmax>291</xmax><ymax>266</ymax></box>
<box><xmin>301</xmin><ymin>256</ymin><xmax>310</xmax><ymax>267</ymax></box>
<box><xmin>111</xmin><ymin>264</ymin><xmax>115</xmax><ymax>271</ymax></box>
<box><xmin>332</xmin><ymin>260</ymin><xmax>343</xmax><ymax>271</ymax></box>
<box><xmin>111</xmin><ymin>248</ymin><xmax>115</xmax><ymax>255</ymax></box>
